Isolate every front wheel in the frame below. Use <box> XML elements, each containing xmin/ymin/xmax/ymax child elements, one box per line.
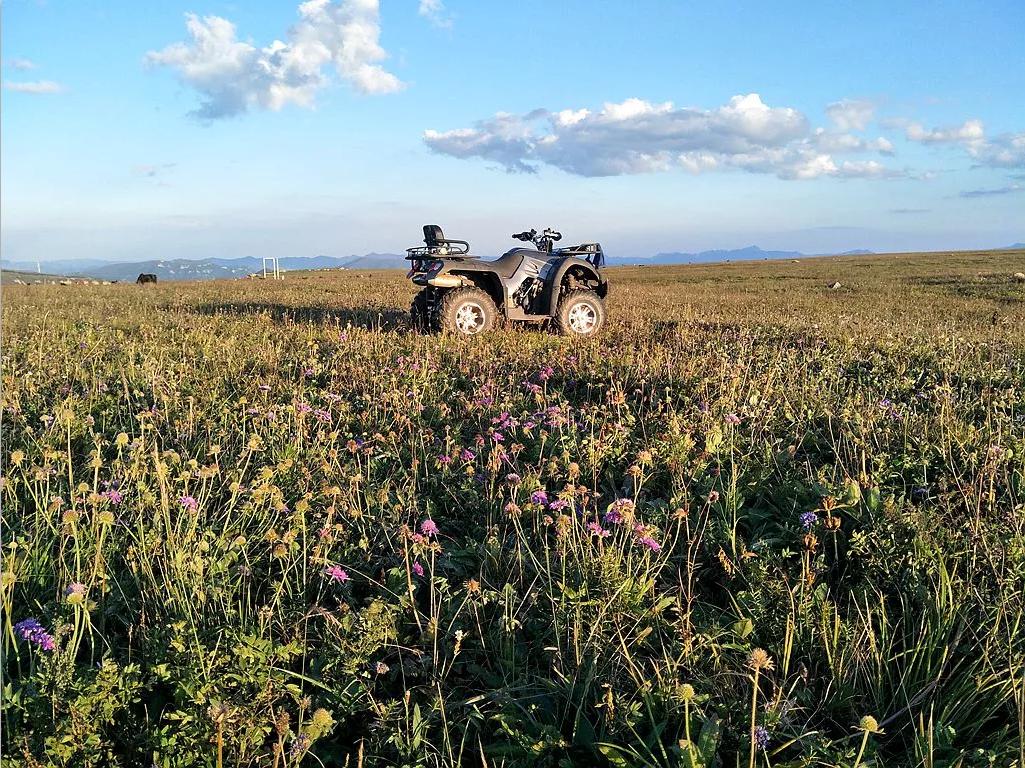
<box><xmin>555</xmin><ymin>290</ymin><xmax>605</xmax><ymax>336</ymax></box>
<box><xmin>438</xmin><ymin>287</ymin><xmax>497</xmax><ymax>336</ymax></box>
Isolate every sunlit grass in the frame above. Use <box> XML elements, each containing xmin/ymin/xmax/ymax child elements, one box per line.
<box><xmin>2</xmin><ymin>249</ymin><xmax>1023</xmax><ymax>767</ymax></box>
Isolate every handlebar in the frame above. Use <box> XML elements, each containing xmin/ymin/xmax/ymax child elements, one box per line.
<box><xmin>512</xmin><ymin>227</ymin><xmax>562</xmax><ymax>252</ymax></box>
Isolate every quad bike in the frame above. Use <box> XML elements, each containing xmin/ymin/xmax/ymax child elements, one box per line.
<box><xmin>406</xmin><ymin>225</ymin><xmax>609</xmax><ymax>336</ymax></box>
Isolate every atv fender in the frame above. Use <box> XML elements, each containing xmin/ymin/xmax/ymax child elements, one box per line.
<box><xmin>543</xmin><ymin>257</ymin><xmax>607</xmax><ymax>315</ymax></box>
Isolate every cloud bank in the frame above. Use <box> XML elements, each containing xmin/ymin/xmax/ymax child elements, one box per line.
<box><xmin>148</xmin><ymin>0</ymin><xmax>403</xmax><ymax>120</ymax></box>
<box><xmin>424</xmin><ymin>94</ymin><xmax>900</xmax><ymax>179</ymax></box>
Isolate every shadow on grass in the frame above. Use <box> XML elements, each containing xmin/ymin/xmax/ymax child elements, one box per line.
<box><xmin>192</xmin><ymin>301</ymin><xmax>409</xmax><ymax>331</ymax></box>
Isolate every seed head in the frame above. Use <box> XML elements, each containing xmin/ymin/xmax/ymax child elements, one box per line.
<box><xmin>747</xmin><ymin>648</ymin><xmax>774</xmax><ymax>672</ymax></box>
<box><xmin>859</xmin><ymin>715</ymin><xmax>881</xmax><ymax>734</ymax></box>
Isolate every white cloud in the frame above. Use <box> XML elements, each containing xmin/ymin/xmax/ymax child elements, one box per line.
<box><xmin>425</xmin><ymin>94</ymin><xmax>903</xmax><ymax>180</ymax></box>
<box><xmin>148</xmin><ymin>0</ymin><xmax>403</xmax><ymax>120</ymax></box>
<box><xmin>905</xmin><ymin>118</ymin><xmax>984</xmax><ymax>145</ymax></box>
<box><xmin>970</xmin><ymin>131</ymin><xmax>1025</xmax><ymax>169</ymax></box>
<box><xmin>825</xmin><ymin>99</ymin><xmax>875</xmax><ymax>131</ymax></box>
<box><xmin>3</xmin><ymin>80</ymin><xmax>65</xmax><ymax>94</ymax></box>
<box><xmin>6</xmin><ymin>58</ymin><xmax>37</xmax><ymax>71</ymax></box>
<box><xmin>903</xmin><ymin>118</ymin><xmax>1024</xmax><ymax>168</ymax></box>
<box><xmin>418</xmin><ymin>0</ymin><xmax>452</xmax><ymax>28</ymax></box>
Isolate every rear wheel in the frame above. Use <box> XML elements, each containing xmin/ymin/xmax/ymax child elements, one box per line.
<box><xmin>438</xmin><ymin>287</ymin><xmax>497</xmax><ymax>336</ymax></box>
<box><xmin>555</xmin><ymin>290</ymin><xmax>605</xmax><ymax>336</ymax></box>
<box><xmin>410</xmin><ymin>289</ymin><xmax>434</xmax><ymax>332</ymax></box>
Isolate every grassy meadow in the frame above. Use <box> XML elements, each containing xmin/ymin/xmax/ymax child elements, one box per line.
<box><xmin>2</xmin><ymin>249</ymin><xmax>1024</xmax><ymax>767</ymax></box>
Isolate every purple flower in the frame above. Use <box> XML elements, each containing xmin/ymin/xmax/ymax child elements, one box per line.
<box><xmin>799</xmin><ymin>511</ymin><xmax>818</xmax><ymax>530</ymax></box>
<box><xmin>65</xmin><ymin>582</ymin><xmax>87</xmax><ymax>603</ymax></box>
<box><xmin>101</xmin><ymin>488</ymin><xmax>123</xmax><ymax>504</ymax></box>
<box><xmin>179</xmin><ymin>496</ymin><xmax>198</xmax><ymax>512</ymax></box>
<box><xmin>587</xmin><ymin>522</ymin><xmax>611</xmax><ymax>538</ymax></box>
<box><xmin>505</xmin><ymin>473</ymin><xmax>522</xmax><ymax>486</ymax></box>
<box><xmin>638</xmin><ymin>536</ymin><xmax>661</xmax><ymax>552</ymax></box>
<box><xmin>325</xmin><ymin>565</ymin><xmax>350</xmax><ymax>582</ymax></box>
<box><xmin>14</xmin><ymin>618</ymin><xmax>55</xmax><ymax>652</ymax></box>
<box><xmin>420</xmin><ymin>519</ymin><xmax>439</xmax><ymax>537</ymax></box>
<box><xmin>491</xmin><ymin>431</ymin><xmax>505</xmax><ymax>442</ymax></box>
<box><xmin>437</xmin><ymin>454</ymin><xmax>452</xmax><ymax>465</ymax></box>
<box><xmin>412</xmin><ymin>561</ymin><xmax>425</xmax><ymax>577</ymax></box>
<box><xmin>754</xmin><ymin>726</ymin><xmax>770</xmax><ymax>750</ymax></box>
<box><xmin>460</xmin><ymin>449</ymin><xmax>476</xmax><ymax>462</ymax></box>
<box><xmin>548</xmin><ymin>499</ymin><xmax>571</xmax><ymax>512</ymax></box>
<box><xmin>290</xmin><ymin>734</ymin><xmax>311</xmax><ymax>758</ymax></box>
<box><xmin>531</xmin><ymin>490</ymin><xmax>549</xmax><ymax>506</ymax></box>
<box><xmin>313</xmin><ymin>409</ymin><xmax>331</xmax><ymax>423</ymax></box>
<box><xmin>724</xmin><ymin>412</ymin><xmax>742</xmax><ymax>425</ymax></box>
<box><xmin>539</xmin><ymin>366</ymin><xmax>554</xmax><ymax>381</ymax></box>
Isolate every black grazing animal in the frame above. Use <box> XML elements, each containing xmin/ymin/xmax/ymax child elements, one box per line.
<box><xmin>136</xmin><ymin>273</ymin><xmax>157</xmax><ymax>284</ymax></box>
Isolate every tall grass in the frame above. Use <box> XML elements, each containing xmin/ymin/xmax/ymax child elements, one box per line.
<box><xmin>2</xmin><ymin>251</ymin><xmax>1023</xmax><ymax>767</ymax></box>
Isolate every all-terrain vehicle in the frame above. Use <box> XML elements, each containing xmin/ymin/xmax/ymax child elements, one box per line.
<box><xmin>406</xmin><ymin>225</ymin><xmax>609</xmax><ymax>336</ymax></box>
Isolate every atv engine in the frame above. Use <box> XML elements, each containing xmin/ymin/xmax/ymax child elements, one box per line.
<box><xmin>512</xmin><ymin>276</ymin><xmax>545</xmax><ymax>312</ymax></box>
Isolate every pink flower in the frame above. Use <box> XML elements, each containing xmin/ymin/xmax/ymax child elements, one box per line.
<box><xmin>587</xmin><ymin>522</ymin><xmax>611</xmax><ymax>538</ymax></box>
<box><xmin>179</xmin><ymin>496</ymin><xmax>198</xmax><ymax>512</ymax></box>
<box><xmin>638</xmin><ymin>536</ymin><xmax>661</xmax><ymax>552</ymax></box>
<box><xmin>420</xmin><ymin>519</ymin><xmax>439</xmax><ymax>537</ymax></box>
<box><xmin>325</xmin><ymin>565</ymin><xmax>350</xmax><ymax>582</ymax></box>
<box><xmin>412</xmin><ymin>561</ymin><xmax>425</xmax><ymax>577</ymax></box>
<box><xmin>460</xmin><ymin>449</ymin><xmax>476</xmax><ymax>461</ymax></box>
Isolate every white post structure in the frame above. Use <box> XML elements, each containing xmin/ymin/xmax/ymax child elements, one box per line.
<box><xmin>262</xmin><ymin>257</ymin><xmax>282</xmax><ymax>280</ymax></box>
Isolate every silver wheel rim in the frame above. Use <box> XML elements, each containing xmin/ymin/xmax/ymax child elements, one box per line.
<box><xmin>455</xmin><ymin>301</ymin><xmax>486</xmax><ymax>334</ymax></box>
<box><xmin>567</xmin><ymin>301</ymin><xmax>598</xmax><ymax>334</ymax></box>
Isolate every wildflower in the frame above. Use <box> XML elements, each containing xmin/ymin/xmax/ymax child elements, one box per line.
<box><xmin>14</xmin><ymin>618</ymin><xmax>55</xmax><ymax>652</ymax></box>
<box><xmin>858</xmin><ymin>716</ymin><xmax>881</xmax><ymax>734</ymax></box>
<box><xmin>324</xmin><ymin>565</ymin><xmax>349</xmax><ymax>583</ymax></box>
<box><xmin>412</xmin><ymin>561</ymin><xmax>425</xmax><ymax>577</ymax></box>
<box><xmin>65</xmin><ymin>582</ymin><xmax>87</xmax><ymax>605</ymax></box>
<box><xmin>538</xmin><ymin>366</ymin><xmax>554</xmax><ymax>381</ymax></box>
<box><xmin>436</xmin><ymin>454</ymin><xmax>452</xmax><ymax>465</ymax></box>
<box><xmin>373</xmin><ymin>661</ymin><xmax>390</xmax><ymax>674</ymax></box>
<box><xmin>460</xmin><ymin>449</ymin><xmax>476</xmax><ymax>461</ymax></box>
<box><xmin>530</xmin><ymin>490</ymin><xmax>549</xmax><ymax>506</ymax></box>
<box><xmin>96</xmin><ymin>510</ymin><xmax>115</xmax><ymax>525</ymax></box>
<box><xmin>747</xmin><ymin>648</ymin><xmax>775</xmax><ymax>671</ymax></box>
<box><xmin>680</xmin><ymin>683</ymin><xmax>696</xmax><ymax>702</ymax></box>
<box><xmin>604</xmin><ymin>498</ymin><xmax>634</xmax><ymax>525</ymax></box>
<box><xmin>724</xmin><ymin>412</ymin><xmax>742</xmax><ymax>425</ymax></box>
<box><xmin>504</xmin><ymin>502</ymin><xmax>522</xmax><ymax>518</ymax></box>
<box><xmin>465</xmin><ymin>578</ymin><xmax>481</xmax><ymax>594</ymax></box>
<box><xmin>504</xmin><ymin>473</ymin><xmax>521</xmax><ymax>486</ymax></box>
<box><xmin>420</xmin><ymin>519</ymin><xmax>439</xmax><ymax>537</ymax></box>
<box><xmin>491</xmin><ymin>431</ymin><xmax>505</xmax><ymax>442</ymax></box>
<box><xmin>101</xmin><ymin>488</ymin><xmax>123</xmax><ymax>504</ymax></box>
<box><xmin>179</xmin><ymin>495</ymin><xmax>198</xmax><ymax>512</ymax></box>
<box><xmin>637</xmin><ymin>536</ymin><xmax>661</xmax><ymax>552</ymax></box>
<box><xmin>289</xmin><ymin>734</ymin><xmax>311</xmax><ymax>758</ymax></box>
<box><xmin>799</xmin><ymin>511</ymin><xmax>817</xmax><ymax>530</ymax></box>
<box><xmin>587</xmin><ymin>521</ymin><xmax>611</xmax><ymax>538</ymax></box>
<box><xmin>548</xmin><ymin>498</ymin><xmax>570</xmax><ymax>512</ymax></box>
<box><xmin>707</xmin><ymin>490</ymin><xmax>720</xmax><ymax>503</ymax></box>
<box><xmin>753</xmin><ymin>726</ymin><xmax>770</xmax><ymax>750</ymax></box>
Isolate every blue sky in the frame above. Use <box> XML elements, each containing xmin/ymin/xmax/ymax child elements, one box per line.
<box><xmin>2</xmin><ymin>0</ymin><xmax>1023</xmax><ymax>263</ymax></box>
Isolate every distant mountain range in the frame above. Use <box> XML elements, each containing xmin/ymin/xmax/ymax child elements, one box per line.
<box><xmin>3</xmin><ymin>242</ymin><xmax>1021</xmax><ymax>282</ymax></box>
<box><xmin>1</xmin><ymin>253</ymin><xmax>408</xmax><ymax>282</ymax></box>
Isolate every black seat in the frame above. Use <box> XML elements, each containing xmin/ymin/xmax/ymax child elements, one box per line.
<box><xmin>423</xmin><ymin>224</ymin><xmax>445</xmax><ymax>248</ymax></box>
<box><xmin>422</xmin><ymin>224</ymin><xmax>469</xmax><ymax>253</ymax></box>
<box><xmin>488</xmin><ymin>249</ymin><xmax>528</xmax><ymax>279</ymax></box>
